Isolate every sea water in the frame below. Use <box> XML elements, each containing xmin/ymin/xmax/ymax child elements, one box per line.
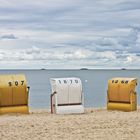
<box><xmin>0</xmin><ymin>69</ymin><xmax>139</xmax><ymax>109</ymax></box>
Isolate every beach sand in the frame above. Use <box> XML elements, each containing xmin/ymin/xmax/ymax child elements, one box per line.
<box><xmin>0</xmin><ymin>108</ymin><xmax>140</xmax><ymax>140</ymax></box>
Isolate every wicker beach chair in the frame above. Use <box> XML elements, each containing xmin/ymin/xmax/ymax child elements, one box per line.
<box><xmin>107</xmin><ymin>77</ymin><xmax>137</xmax><ymax>111</ymax></box>
<box><xmin>50</xmin><ymin>77</ymin><xmax>84</xmax><ymax>114</ymax></box>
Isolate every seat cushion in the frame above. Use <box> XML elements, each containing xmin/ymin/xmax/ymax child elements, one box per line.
<box><xmin>56</xmin><ymin>105</ymin><xmax>84</xmax><ymax>114</ymax></box>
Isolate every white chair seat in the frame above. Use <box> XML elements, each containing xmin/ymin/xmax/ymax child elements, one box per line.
<box><xmin>56</xmin><ymin>105</ymin><xmax>84</xmax><ymax>114</ymax></box>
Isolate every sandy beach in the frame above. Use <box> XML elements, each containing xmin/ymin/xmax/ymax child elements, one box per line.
<box><xmin>0</xmin><ymin>108</ymin><xmax>140</xmax><ymax>140</ymax></box>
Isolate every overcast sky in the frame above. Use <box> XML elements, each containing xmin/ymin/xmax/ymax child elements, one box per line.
<box><xmin>0</xmin><ymin>0</ymin><xmax>140</xmax><ymax>69</ymax></box>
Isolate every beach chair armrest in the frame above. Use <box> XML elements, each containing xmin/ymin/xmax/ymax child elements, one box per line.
<box><xmin>27</xmin><ymin>86</ymin><xmax>30</xmax><ymax>94</ymax></box>
<box><xmin>50</xmin><ymin>92</ymin><xmax>57</xmax><ymax>113</ymax></box>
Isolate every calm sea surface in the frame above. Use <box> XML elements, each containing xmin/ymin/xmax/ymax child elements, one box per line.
<box><xmin>0</xmin><ymin>69</ymin><xmax>140</xmax><ymax>109</ymax></box>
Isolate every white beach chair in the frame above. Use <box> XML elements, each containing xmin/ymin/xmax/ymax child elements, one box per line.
<box><xmin>50</xmin><ymin>77</ymin><xmax>84</xmax><ymax>114</ymax></box>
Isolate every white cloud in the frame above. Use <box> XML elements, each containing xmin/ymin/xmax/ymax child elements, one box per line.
<box><xmin>126</xmin><ymin>56</ymin><xmax>132</xmax><ymax>63</ymax></box>
<box><xmin>0</xmin><ymin>46</ymin><xmax>139</xmax><ymax>69</ymax></box>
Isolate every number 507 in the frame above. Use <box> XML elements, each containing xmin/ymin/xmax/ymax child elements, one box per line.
<box><xmin>8</xmin><ymin>80</ymin><xmax>24</xmax><ymax>86</ymax></box>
